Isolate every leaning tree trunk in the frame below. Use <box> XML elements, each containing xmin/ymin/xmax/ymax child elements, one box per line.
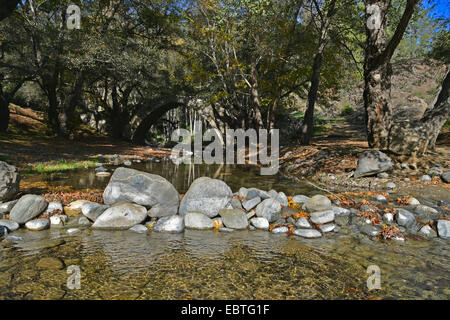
<box><xmin>388</xmin><ymin>70</ymin><xmax>450</xmax><ymax>159</ymax></box>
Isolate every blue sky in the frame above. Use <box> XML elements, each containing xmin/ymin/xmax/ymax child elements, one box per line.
<box><xmin>424</xmin><ymin>0</ymin><xmax>450</xmax><ymax>21</ymax></box>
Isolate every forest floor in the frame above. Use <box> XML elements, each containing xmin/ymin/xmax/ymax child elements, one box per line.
<box><xmin>1</xmin><ymin>104</ymin><xmax>449</xmax><ymax>201</ymax></box>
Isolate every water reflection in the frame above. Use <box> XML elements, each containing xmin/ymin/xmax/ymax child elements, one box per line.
<box><xmin>33</xmin><ymin>160</ymin><xmax>317</xmax><ymax>195</ymax></box>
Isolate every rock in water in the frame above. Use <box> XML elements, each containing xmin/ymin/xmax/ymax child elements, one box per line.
<box><xmin>9</xmin><ymin>194</ymin><xmax>47</xmax><ymax>224</ymax></box>
<box><xmin>249</xmin><ymin>217</ymin><xmax>269</xmax><ymax>230</ymax></box>
<box><xmin>0</xmin><ymin>219</ymin><xmax>19</xmax><ymax>231</ymax></box>
<box><xmin>92</xmin><ymin>202</ymin><xmax>147</xmax><ymax>230</ymax></box>
<box><xmin>255</xmin><ymin>198</ymin><xmax>281</xmax><ymax>223</ymax></box>
<box><xmin>81</xmin><ymin>202</ymin><xmax>109</xmax><ymax>221</ymax></box>
<box><xmin>37</xmin><ymin>257</ymin><xmax>65</xmax><ymax>270</ymax></box>
<box><xmin>103</xmin><ymin>167</ymin><xmax>180</xmax><ymax>217</ymax></box>
<box><xmin>219</xmin><ymin>209</ymin><xmax>248</xmax><ymax>229</ymax></box>
<box><xmin>184</xmin><ymin>212</ymin><xmax>214</xmax><ymax>230</ymax></box>
<box><xmin>154</xmin><ymin>215</ymin><xmax>184</xmax><ymax>233</ymax></box>
<box><xmin>305</xmin><ymin>195</ymin><xmax>332</xmax><ymax>213</ymax></box>
<box><xmin>25</xmin><ymin>218</ymin><xmax>50</xmax><ymax>231</ymax></box>
<box><xmin>293</xmin><ymin>229</ymin><xmax>322</xmax><ymax>238</ymax></box>
<box><xmin>441</xmin><ymin>172</ymin><xmax>450</xmax><ymax>183</ymax></box>
<box><xmin>395</xmin><ymin>208</ymin><xmax>416</xmax><ymax>228</ymax></box>
<box><xmin>354</xmin><ymin>150</ymin><xmax>393</xmax><ymax>178</ymax></box>
<box><xmin>179</xmin><ymin>177</ymin><xmax>233</xmax><ymax>218</ymax></box>
<box><xmin>437</xmin><ymin>220</ymin><xmax>450</xmax><ymax>238</ymax></box>
<box><xmin>129</xmin><ymin>224</ymin><xmax>148</xmax><ymax>233</ymax></box>
<box><xmin>0</xmin><ymin>161</ymin><xmax>20</xmax><ymax>202</ymax></box>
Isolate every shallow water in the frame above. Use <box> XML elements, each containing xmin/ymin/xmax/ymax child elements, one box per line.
<box><xmin>2</xmin><ymin>160</ymin><xmax>449</xmax><ymax>299</ymax></box>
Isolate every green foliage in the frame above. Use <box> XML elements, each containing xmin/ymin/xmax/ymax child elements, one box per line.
<box><xmin>25</xmin><ymin>160</ymin><xmax>97</xmax><ymax>174</ymax></box>
<box><xmin>430</xmin><ymin>29</ymin><xmax>450</xmax><ymax>63</ymax></box>
<box><xmin>341</xmin><ymin>104</ymin><xmax>354</xmax><ymax>116</ymax></box>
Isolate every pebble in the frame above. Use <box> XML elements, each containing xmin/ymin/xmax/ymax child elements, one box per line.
<box><xmin>271</xmin><ymin>226</ymin><xmax>289</xmax><ymax>234</ymax></box>
<box><xmin>293</xmin><ymin>229</ymin><xmax>322</xmax><ymax>238</ymax></box>
<box><xmin>419</xmin><ymin>175</ymin><xmax>432</xmax><ymax>181</ymax></box>
<box><xmin>129</xmin><ymin>224</ymin><xmax>148</xmax><ymax>233</ymax></box>
<box><xmin>67</xmin><ymin>228</ymin><xmax>80</xmax><ymax>235</ymax></box>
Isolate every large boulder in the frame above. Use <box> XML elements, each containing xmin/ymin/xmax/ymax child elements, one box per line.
<box><xmin>354</xmin><ymin>150</ymin><xmax>393</xmax><ymax>178</ymax></box>
<box><xmin>0</xmin><ymin>161</ymin><xmax>20</xmax><ymax>202</ymax></box>
<box><xmin>103</xmin><ymin>167</ymin><xmax>180</xmax><ymax>217</ymax></box>
<box><xmin>179</xmin><ymin>177</ymin><xmax>233</xmax><ymax>218</ymax></box>
<box><xmin>92</xmin><ymin>202</ymin><xmax>147</xmax><ymax>230</ymax></box>
<box><xmin>9</xmin><ymin>194</ymin><xmax>47</xmax><ymax>224</ymax></box>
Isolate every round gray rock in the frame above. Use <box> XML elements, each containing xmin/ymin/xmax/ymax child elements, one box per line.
<box><xmin>9</xmin><ymin>194</ymin><xmax>48</xmax><ymax>224</ymax></box>
<box><xmin>25</xmin><ymin>218</ymin><xmax>50</xmax><ymax>231</ymax></box>
<box><xmin>249</xmin><ymin>217</ymin><xmax>269</xmax><ymax>230</ymax></box>
<box><xmin>179</xmin><ymin>177</ymin><xmax>233</xmax><ymax>218</ymax></box>
<box><xmin>305</xmin><ymin>195</ymin><xmax>332</xmax><ymax>213</ymax></box>
<box><xmin>309</xmin><ymin>210</ymin><xmax>335</xmax><ymax>224</ymax></box>
<box><xmin>219</xmin><ymin>209</ymin><xmax>248</xmax><ymax>229</ymax></box>
<box><xmin>354</xmin><ymin>150</ymin><xmax>393</xmax><ymax>178</ymax></box>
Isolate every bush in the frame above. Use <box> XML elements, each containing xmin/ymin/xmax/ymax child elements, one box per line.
<box><xmin>341</xmin><ymin>105</ymin><xmax>354</xmax><ymax>116</ymax></box>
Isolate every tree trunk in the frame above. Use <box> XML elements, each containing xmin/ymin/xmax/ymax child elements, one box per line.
<box><xmin>0</xmin><ymin>95</ymin><xmax>9</xmax><ymax>132</ymax></box>
<box><xmin>363</xmin><ymin>0</ymin><xmax>419</xmax><ymax>150</ymax></box>
<box><xmin>388</xmin><ymin>70</ymin><xmax>450</xmax><ymax>159</ymax></box>
<box><xmin>300</xmin><ymin>49</ymin><xmax>324</xmax><ymax>145</ymax></box>
<box><xmin>299</xmin><ymin>0</ymin><xmax>336</xmax><ymax>145</ymax></box>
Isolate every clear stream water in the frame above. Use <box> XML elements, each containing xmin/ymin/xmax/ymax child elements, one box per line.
<box><xmin>0</xmin><ymin>161</ymin><xmax>448</xmax><ymax>299</ymax></box>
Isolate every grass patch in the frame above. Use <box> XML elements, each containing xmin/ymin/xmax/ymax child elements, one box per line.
<box><xmin>0</xmin><ymin>154</ymin><xmax>10</xmax><ymax>162</ymax></box>
<box><xmin>25</xmin><ymin>159</ymin><xmax>97</xmax><ymax>174</ymax></box>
